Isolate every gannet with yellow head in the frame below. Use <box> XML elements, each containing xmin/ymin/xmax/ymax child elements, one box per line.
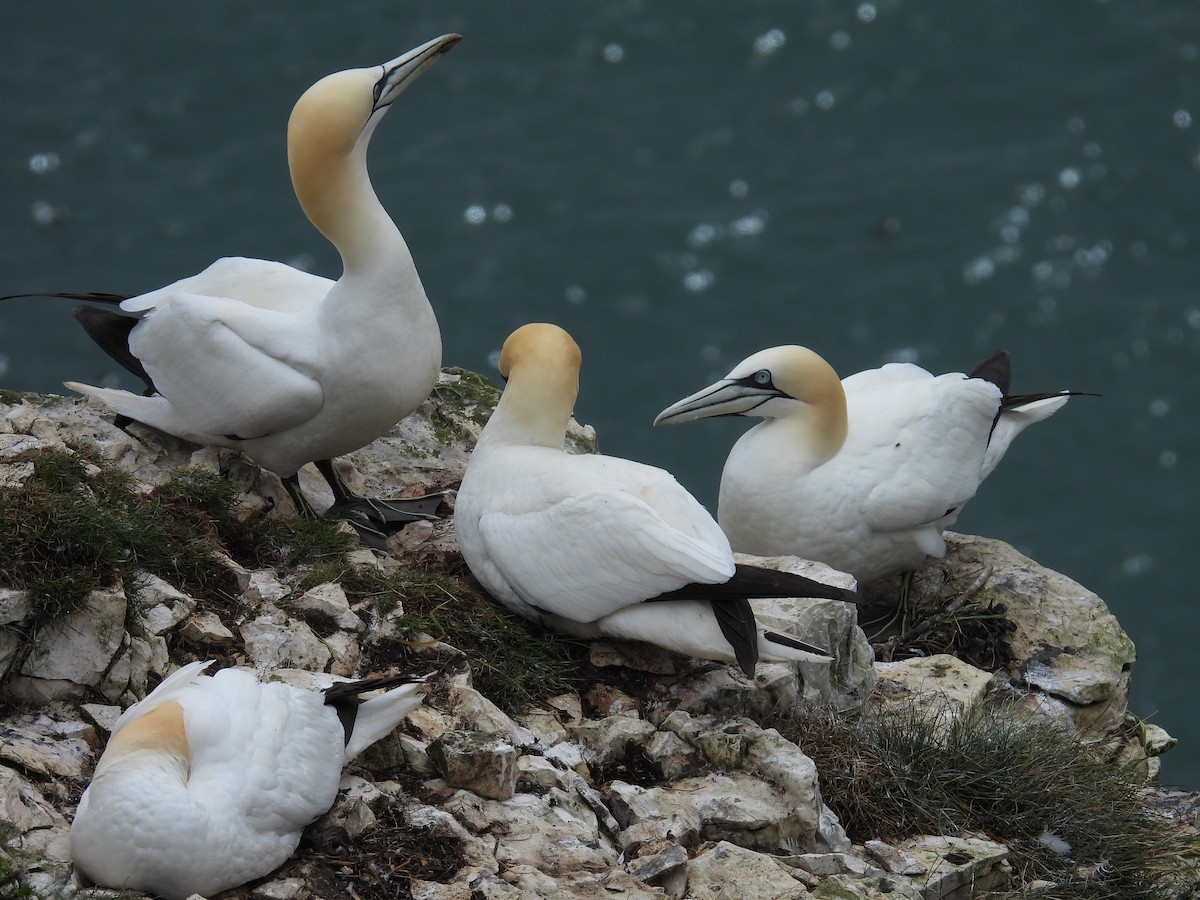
<box><xmin>8</xmin><ymin>35</ymin><xmax>461</xmax><ymax>542</ymax></box>
<box><xmin>69</xmin><ymin>661</ymin><xmax>427</xmax><ymax>900</ymax></box>
<box><xmin>655</xmin><ymin>345</ymin><xmax>1077</xmax><ymax>584</ymax></box>
<box><xmin>454</xmin><ymin>324</ymin><xmax>861</xmax><ymax>676</ymax></box>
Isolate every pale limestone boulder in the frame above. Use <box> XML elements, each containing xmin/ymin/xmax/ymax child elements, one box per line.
<box><xmin>106</xmin><ymin>630</ymin><xmax>172</xmax><ymax>704</ymax></box>
<box><xmin>0</xmin><ymin>712</ymin><xmax>96</xmax><ymax>777</ymax></box>
<box><xmin>626</xmin><ymin>841</ymin><xmax>689</xmax><ymax>897</ymax></box>
<box><xmin>811</xmin><ymin>873</ymin><xmax>924</xmax><ymax>899</ymax></box>
<box><xmin>179</xmin><ymin>610</ymin><xmax>236</xmax><ymax>646</ymax></box>
<box><xmin>516</xmin><ymin>706</ymin><xmax>571</xmax><ymax>750</ymax></box>
<box><xmin>429</xmin><ymin>730</ymin><xmax>519</xmax><ymax>801</ymax></box>
<box><xmin>642</xmin><ymin>730</ymin><xmax>699</xmax><ymax>780</ymax></box>
<box><xmin>685</xmin><ymin>841</ymin><xmax>808</xmax><ymax>899</ymax></box>
<box><xmin>871</xmin><ymin>654</ymin><xmax>996</xmax><ymax>731</ymax></box>
<box><xmin>0</xmin><ymin>764</ymin><xmax>68</xmax><ymax>834</ymax></box>
<box><xmin>921</xmin><ymin>533</ymin><xmax>1136</xmax><ymax>735</ymax></box>
<box><xmin>6</xmin><ymin>585</ymin><xmax>127</xmax><ymax>702</ymax></box>
<box><xmin>446</xmin><ymin>682</ymin><xmax>534</xmax><ymax>747</ymax></box>
<box><xmin>610</xmin><ymin>772</ymin><xmax>813</xmax><ymax>853</ymax></box>
<box><xmin>285</xmin><ymin>581</ymin><xmax>365</xmax><ymax>633</ymax></box>
<box><xmin>0</xmin><ymin>587</ymin><xmax>29</xmax><ymax>624</ymax></box>
<box><xmin>322</xmin><ymin>630</ymin><xmax>361</xmax><ymax>677</ymax></box>
<box><xmin>738</xmin><ymin>553</ymin><xmax>875</xmax><ymax>709</ymax></box>
<box><xmin>896</xmin><ymin>834</ymin><xmax>1011</xmax><ymax>898</ymax></box>
<box><xmin>863</xmin><ymin>840</ymin><xmax>926</xmax><ymax>876</ymax></box>
<box><xmin>240</xmin><ymin>611</ymin><xmax>331</xmax><ymax>671</ymax></box>
<box><xmin>482</xmin><ymin>789</ymin><xmax>618</xmax><ymax>877</ymax></box>
<box><xmin>131</xmin><ymin>572</ymin><xmax>197</xmax><ymax>634</ymax></box>
<box><xmin>569</xmin><ymin>712</ymin><xmax>658</xmax><ymax>768</ymax></box>
<box><xmin>243</xmin><ymin>569</ymin><xmax>291</xmax><ymax>604</ymax></box>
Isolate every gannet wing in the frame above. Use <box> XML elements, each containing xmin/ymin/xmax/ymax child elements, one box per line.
<box><xmin>850</xmin><ymin>374</ymin><xmax>1001</xmax><ymax>532</ymax></box>
<box><xmin>476</xmin><ymin>487</ymin><xmax>734</xmax><ymax>624</ymax></box>
<box><xmin>121</xmin><ymin>257</ymin><xmax>332</xmax><ymax>314</ymax></box>
<box><xmin>129</xmin><ymin>293</ymin><xmax>324</xmax><ymax>438</ymax></box>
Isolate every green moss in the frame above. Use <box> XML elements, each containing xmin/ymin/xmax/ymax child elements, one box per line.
<box><xmin>775</xmin><ymin>701</ymin><xmax>1198</xmax><ymax>899</ymax></box>
<box><xmin>339</xmin><ymin>566</ymin><xmax>587</xmax><ymax>714</ymax></box>
<box><xmin>0</xmin><ymin>389</ymin><xmax>26</xmax><ymax>407</ymax></box>
<box><xmin>0</xmin><ymin>846</ymin><xmax>34</xmax><ymax>900</ymax></box>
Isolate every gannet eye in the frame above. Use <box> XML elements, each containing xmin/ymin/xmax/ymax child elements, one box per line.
<box><xmin>753</xmin><ymin>369</ymin><xmax>772</xmax><ymax>386</ymax></box>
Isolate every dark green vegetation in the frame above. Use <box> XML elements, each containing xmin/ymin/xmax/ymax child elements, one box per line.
<box><xmin>0</xmin><ymin>445</ymin><xmax>585</xmax><ymax>711</ymax></box>
<box><xmin>779</xmin><ymin>701</ymin><xmax>1198</xmax><ymax>899</ymax></box>
<box><xmin>0</xmin><ymin>840</ymin><xmax>35</xmax><ymax>900</ymax></box>
<box><xmin>336</xmin><ymin>565</ymin><xmax>587</xmax><ymax>714</ymax></box>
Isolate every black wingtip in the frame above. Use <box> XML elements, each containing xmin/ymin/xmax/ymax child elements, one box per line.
<box><xmin>0</xmin><ymin>291</ymin><xmax>129</xmax><ymax>305</ymax></box>
<box><xmin>71</xmin><ymin>305</ymin><xmax>157</xmax><ymax>391</ymax></box>
<box><xmin>969</xmin><ymin>349</ymin><xmax>1013</xmax><ymax>394</ymax></box>
<box><xmin>763</xmin><ymin>630</ymin><xmax>830</xmax><ymax>657</ymax></box>
<box><xmin>324</xmin><ymin>673</ymin><xmax>426</xmax><ymax>747</ymax></box>
<box><xmin>711</xmin><ymin>597</ymin><xmax>760</xmax><ymax>677</ymax></box>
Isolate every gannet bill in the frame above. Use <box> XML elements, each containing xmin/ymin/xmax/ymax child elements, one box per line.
<box><xmin>2</xmin><ymin>34</ymin><xmax>461</xmax><ymax>544</ymax></box>
<box><xmin>453</xmin><ymin>324</ymin><xmax>862</xmax><ymax>677</ymax></box>
<box><xmin>69</xmin><ymin>661</ymin><xmax>427</xmax><ymax>900</ymax></box>
<box><xmin>654</xmin><ymin>345</ymin><xmax>1081</xmax><ymax>584</ymax></box>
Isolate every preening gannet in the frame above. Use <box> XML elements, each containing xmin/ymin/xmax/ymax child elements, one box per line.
<box><xmin>3</xmin><ymin>34</ymin><xmax>460</xmax><ymax>542</ymax></box>
<box><xmin>655</xmin><ymin>346</ymin><xmax>1079</xmax><ymax>584</ymax></box>
<box><xmin>69</xmin><ymin>661</ymin><xmax>427</xmax><ymax>900</ymax></box>
<box><xmin>453</xmin><ymin>324</ymin><xmax>861</xmax><ymax>677</ymax></box>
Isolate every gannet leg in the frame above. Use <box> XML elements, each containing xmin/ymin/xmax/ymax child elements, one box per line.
<box><xmin>277</xmin><ymin>459</ymin><xmax>444</xmax><ymax>547</ymax></box>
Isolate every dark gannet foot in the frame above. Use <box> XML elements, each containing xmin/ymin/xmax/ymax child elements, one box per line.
<box><xmin>322</xmin><ymin>492</ymin><xmax>445</xmax><ymax>526</ymax></box>
<box><xmin>283</xmin><ymin>466</ymin><xmax>447</xmax><ymax>549</ymax></box>
<box><xmin>321</xmin><ymin>493</ymin><xmax>447</xmax><ymax>549</ymax></box>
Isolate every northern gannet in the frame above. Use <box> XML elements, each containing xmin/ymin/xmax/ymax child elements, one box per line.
<box><xmin>454</xmin><ymin>324</ymin><xmax>861</xmax><ymax>677</ymax></box>
<box><xmin>655</xmin><ymin>345</ymin><xmax>1078</xmax><ymax>584</ymax></box>
<box><xmin>3</xmin><ymin>34</ymin><xmax>460</xmax><ymax>542</ymax></box>
<box><xmin>69</xmin><ymin>661</ymin><xmax>427</xmax><ymax>900</ymax></box>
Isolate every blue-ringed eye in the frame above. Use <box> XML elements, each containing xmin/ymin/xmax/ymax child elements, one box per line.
<box><xmin>753</xmin><ymin>369</ymin><xmax>771</xmax><ymax>385</ymax></box>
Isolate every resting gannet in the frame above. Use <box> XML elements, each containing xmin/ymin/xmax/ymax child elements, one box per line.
<box><xmin>454</xmin><ymin>324</ymin><xmax>861</xmax><ymax>677</ymax></box>
<box><xmin>3</xmin><ymin>34</ymin><xmax>460</xmax><ymax>542</ymax></box>
<box><xmin>70</xmin><ymin>661</ymin><xmax>427</xmax><ymax>900</ymax></box>
<box><xmin>655</xmin><ymin>345</ymin><xmax>1079</xmax><ymax>584</ymax></box>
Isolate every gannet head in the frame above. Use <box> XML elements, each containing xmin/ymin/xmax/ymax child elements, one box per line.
<box><xmin>91</xmin><ymin>700</ymin><xmax>191</xmax><ymax>780</ymax></box>
<box><xmin>287</xmin><ymin>34</ymin><xmax>460</xmax><ymax>250</ymax></box>
<box><xmin>654</xmin><ymin>345</ymin><xmax>848</xmax><ymax>451</ymax></box>
<box><xmin>289</xmin><ymin>34</ymin><xmax>460</xmax><ymax>161</ymax></box>
<box><xmin>485</xmin><ymin>323</ymin><xmax>582</xmax><ymax>448</ymax></box>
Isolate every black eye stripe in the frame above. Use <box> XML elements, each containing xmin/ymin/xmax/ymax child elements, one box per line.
<box><xmin>735</xmin><ymin>369</ymin><xmax>775</xmax><ymax>390</ymax></box>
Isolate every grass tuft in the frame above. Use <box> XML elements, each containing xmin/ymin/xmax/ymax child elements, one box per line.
<box><xmin>774</xmin><ymin>701</ymin><xmax>1198</xmax><ymax>899</ymax></box>
<box><xmin>342</xmin><ymin>566</ymin><xmax>588</xmax><ymax>714</ymax></box>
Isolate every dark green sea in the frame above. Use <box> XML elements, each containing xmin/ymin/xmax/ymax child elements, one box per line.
<box><xmin>2</xmin><ymin>1</ymin><xmax>1197</xmax><ymax>787</ymax></box>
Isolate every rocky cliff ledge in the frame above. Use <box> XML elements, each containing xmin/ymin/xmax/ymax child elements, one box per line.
<box><xmin>0</xmin><ymin>373</ymin><xmax>1196</xmax><ymax>900</ymax></box>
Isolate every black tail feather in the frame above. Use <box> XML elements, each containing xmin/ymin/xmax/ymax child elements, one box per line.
<box><xmin>72</xmin><ymin>305</ymin><xmax>156</xmax><ymax>391</ymax></box>
<box><xmin>0</xmin><ymin>291</ymin><xmax>129</xmax><ymax>305</ymax></box>
<box><xmin>763</xmin><ymin>629</ymin><xmax>829</xmax><ymax>657</ymax></box>
<box><xmin>710</xmin><ymin>597</ymin><xmax>759</xmax><ymax>677</ymax></box>
<box><xmin>324</xmin><ymin>673</ymin><xmax>424</xmax><ymax>747</ymax></box>
<box><xmin>651</xmin><ymin>564</ymin><xmax>860</xmax><ymax>605</ymax></box>
<box><xmin>969</xmin><ymin>349</ymin><xmax>1012</xmax><ymax>394</ymax></box>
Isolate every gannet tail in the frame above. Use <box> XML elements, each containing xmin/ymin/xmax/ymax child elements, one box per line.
<box><xmin>323</xmin><ymin>674</ymin><xmax>428</xmax><ymax>761</ymax></box>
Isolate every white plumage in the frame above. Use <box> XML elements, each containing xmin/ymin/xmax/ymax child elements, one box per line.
<box><xmin>655</xmin><ymin>345</ymin><xmax>1074</xmax><ymax>584</ymax></box>
<box><xmin>55</xmin><ymin>34</ymin><xmax>460</xmax><ymax>530</ymax></box>
<box><xmin>70</xmin><ymin>662</ymin><xmax>426</xmax><ymax>900</ymax></box>
<box><xmin>455</xmin><ymin>324</ymin><xmax>859</xmax><ymax>675</ymax></box>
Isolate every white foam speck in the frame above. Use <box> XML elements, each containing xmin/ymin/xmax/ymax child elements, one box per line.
<box><xmin>754</xmin><ymin>29</ymin><xmax>786</xmax><ymax>56</ymax></box>
<box><xmin>464</xmin><ymin>205</ymin><xmax>487</xmax><ymax>225</ymax></box>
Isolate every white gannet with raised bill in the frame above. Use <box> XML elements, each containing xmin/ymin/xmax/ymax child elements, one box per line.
<box><xmin>3</xmin><ymin>34</ymin><xmax>460</xmax><ymax>543</ymax></box>
<box><xmin>655</xmin><ymin>345</ymin><xmax>1079</xmax><ymax>584</ymax></box>
<box><xmin>69</xmin><ymin>661</ymin><xmax>427</xmax><ymax>900</ymax></box>
<box><xmin>454</xmin><ymin>323</ymin><xmax>862</xmax><ymax>677</ymax></box>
